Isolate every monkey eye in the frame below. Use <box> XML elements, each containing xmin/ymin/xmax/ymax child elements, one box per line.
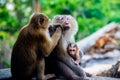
<box><xmin>67</xmin><ymin>18</ymin><xmax>69</xmax><ymax>20</ymax></box>
<box><xmin>56</xmin><ymin>16</ymin><xmax>60</xmax><ymax>20</ymax></box>
<box><xmin>69</xmin><ymin>49</ymin><xmax>75</xmax><ymax>52</ymax></box>
<box><xmin>61</xmin><ymin>17</ymin><xmax>64</xmax><ymax>20</ymax></box>
<box><xmin>67</xmin><ymin>17</ymin><xmax>70</xmax><ymax>21</ymax></box>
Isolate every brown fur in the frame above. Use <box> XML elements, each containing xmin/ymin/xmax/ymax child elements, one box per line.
<box><xmin>11</xmin><ymin>13</ymin><xmax>62</xmax><ymax>80</ymax></box>
<box><xmin>88</xmin><ymin>33</ymin><xmax>117</xmax><ymax>53</ymax></box>
<box><xmin>95</xmin><ymin>34</ymin><xmax>116</xmax><ymax>49</ymax></box>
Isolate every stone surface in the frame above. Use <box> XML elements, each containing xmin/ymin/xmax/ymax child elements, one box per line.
<box><xmin>0</xmin><ymin>68</ymin><xmax>120</xmax><ymax>80</ymax></box>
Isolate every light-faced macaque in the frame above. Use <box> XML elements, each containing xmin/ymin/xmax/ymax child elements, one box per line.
<box><xmin>67</xmin><ymin>43</ymin><xmax>82</xmax><ymax>65</ymax></box>
<box><xmin>45</xmin><ymin>15</ymin><xmax>89</xmax><ymax>80</ymax></box>
<box><xmin>11</xmin><ymin>13</ymin><xmax>62</xmax><ymax>80</ymax></box>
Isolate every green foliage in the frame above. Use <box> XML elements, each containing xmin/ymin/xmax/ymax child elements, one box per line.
<box><xmin>1</xmin><ymin>0</ymin><xmax>120</xmax><ymax>41</ymax></box>
<box><xmin>4</xmin><ymin>60</ymin><xmax>11</xmax><ymax>67</ymax></box>
<box><xmin>1</xmin><ymin>0</ymin><xmax>120</xmax><ymax>45</ymax></box>
<box><xmin>0</xmin><ymin>0</ymin><xmax>32</xmax><ymax>41</ymax></box>
<box><xmin>0</xmin><ymin>31</ymin><xmax>9</xmax><ymax>40</ymax></box>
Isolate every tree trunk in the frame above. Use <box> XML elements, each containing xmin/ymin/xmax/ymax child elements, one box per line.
<box><xmin>34</xmin><ymin>0</ymin><xmax>40</xmax><ymax>13</ymax></box>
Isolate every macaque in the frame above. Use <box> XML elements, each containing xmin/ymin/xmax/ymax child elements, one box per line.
<box><xmin>95</xmin><ymin>33</ymin><xmax>116</xmax><ymax>49</ymax></box>
<box><xmin>11</xmin><ymin>13</ymin><xmax>62</xmax><ymax>80</ymax></box>
<box><xmin>88</xmin><ymin>33</ymin><xmax>117</xmax><ymax>53</ymax></box>
<box><xmin>67</xmin><ymin>43</ymin><xmax>83</xmax><ymax>65</ymax></box>
<box><xmin>45</xmin><ymin>15</ymin><xmax>88</xmax><ymax>80</ymax></box>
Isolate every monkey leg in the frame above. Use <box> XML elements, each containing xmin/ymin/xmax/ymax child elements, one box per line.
<box><xmin>75</xmin><ymin>65</ymin><xmax>87</xmax><ymax>77</ymax></box>
<box><xmin>37</xmin><ymin>57</ymin><xmax>55</xmax><ymax>80</ymax></box>
<box><xmin>37</xmin><ymin>57</ymin><xmax>45</xmax><ymax>80</ymax></box>
<box><xmin>57</xmin><ymin>56</ymin><xmax>87</xmax><ymax>77</ymax></box>
<box><xmin>56</xmin><ymin>61</ymin><xmax>89</xmax><ymax>80</ymax></box>
<box><xmin>11</xmin><ymin>64</ymin><xmax>35</xmax><ymax>80</ymax></box>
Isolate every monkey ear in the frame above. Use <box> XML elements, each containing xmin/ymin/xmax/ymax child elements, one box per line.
<box><xmin>76</xmin><ymin>48</ymin><xmax>80</xmax><ymax>52</ymax></box>
<box><xmin>39</xmin><ymin>17</ymin><xmax>45</xmax><ymax>25</ymax></box>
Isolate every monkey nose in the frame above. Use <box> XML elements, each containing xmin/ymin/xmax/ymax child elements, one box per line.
<box><xmin>65</xmin><ymin>22</ymin><xmax>69</xmax><ymax>24</ymax></box>
<box><xmin>65</xmin><ymin>22</ymin><xmax>69</xmax><ymax>26</ymax></box>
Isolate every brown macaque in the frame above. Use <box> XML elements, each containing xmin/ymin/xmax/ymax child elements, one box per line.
<box><xmin>95</xmin><ymin>33</ymin><xmax>116</xmax><ymax>49</ymax></box>
<box><xmin>67</xmin><ymin>43</ymin><xmax>81</xmax><ymax>65</ymax></box>
<box><xmin>45</xmin><ymin>15</ymin><xmax>89</xmax><ymax>80</ymax></box>
<box><xmin>88</xmin><ymin>33</ymin><xmax>117</xmax><ymax>53</ymax></box>
<box><xmin>11</xmin><ymin>13</ymin><xmax>62</xmax><ymax>80</ymax></box>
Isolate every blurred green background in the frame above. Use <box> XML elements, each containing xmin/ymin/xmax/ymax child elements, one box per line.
<box><xmin>0</xmin><ymin>0</ymin><xmax>120</xmax><ymax>68</ymax></box>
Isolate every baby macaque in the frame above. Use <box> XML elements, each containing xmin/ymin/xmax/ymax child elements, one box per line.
<box><xmin>67</xmin><ymin>43</ymin><xmax>83</xmax><ymax>65</ymax></box>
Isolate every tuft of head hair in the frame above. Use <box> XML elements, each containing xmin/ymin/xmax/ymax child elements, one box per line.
<box><xmin>68</xmin><ymin>42</ymin><xmax>78</xmax><ymax>48</ymax></box>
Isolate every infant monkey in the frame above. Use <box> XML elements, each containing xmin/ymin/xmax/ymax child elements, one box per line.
<box><xmin>67</xmin><ymin>43</ymin><xmax>83</xmax><ymax>65</ymax></box>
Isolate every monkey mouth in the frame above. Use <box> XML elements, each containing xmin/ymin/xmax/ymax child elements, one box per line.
<box><xmin>63</xmin><ymin>26</ymin><xmax>70</xmax><ymax>30</ymax></box>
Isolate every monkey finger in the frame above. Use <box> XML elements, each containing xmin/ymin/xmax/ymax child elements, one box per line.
<box><xmin>54</xmin><ymin>24</ymin><xmax>64</xmax><ymax>32</ymax></box>
<box><xmin>74</xmin><ymin>61</ymin><xmax>77</xmax><ymax>65</ymax></box>
<box><xmin>55</xmin><ymin>27</ymin><xmax>62</xmax><ymax>34</ymax></box>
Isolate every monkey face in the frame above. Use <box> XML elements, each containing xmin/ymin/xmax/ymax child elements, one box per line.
<box><xmin>52</xmin><ymin>15</ymin><xmax>78</xmax><ymax>37</ymax></box>
<box><xmin>59</xmin><ymin>15</ymin><xmax>71</xmax><ymax>30</ymax></box>
<box><xmin>30</xmin><ymin>13</ymin><xmax>49</xmax><ymax>29</ymax></box>
<box><xmin>68</xmin><ymin>43</ymin><xmax>77</xmax><ymax>56</ymax></box>
<box><xmin>68</xmin><ymin>46</ymin><xmax>77</xmax><ymax>56</ymax></box>
<box><xmin>52</xmin><ymin>15</ymin><xmax>71</xmax><ymax>31</ymax></box>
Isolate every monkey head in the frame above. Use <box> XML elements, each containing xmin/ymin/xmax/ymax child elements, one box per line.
<box><xmin>67</xmin><ymin>43</ymin><xmax>78</xmax><ymax>57</ymax></box>
<box><xmin>52</xmin><ymin>15</ymin><xmax>78</xmax><ymax>36</ymax></box>
<box><xmin>29</xmin><ymin>13</ymin><xmax>49</xmax><ymax>29</ymax></box>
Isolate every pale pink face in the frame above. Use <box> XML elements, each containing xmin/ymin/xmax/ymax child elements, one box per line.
<box><xmin>52</xmin><ymin>15</ymin><xmax>78</xmax><ymax>37</ymax></box>
<box><xmin>53</xmin><ymin>15</ymin><xmax>71</xmax><ymax>31</ymax></box>
<box><xmin>60</xmin><ymin>15</ymin><xmax>71</xmax><ymax>30</ymax></box>
<box><xmin>68</xmin><ymin>44</ymin><xmax>77</xmax><ymax>56</ymax></box>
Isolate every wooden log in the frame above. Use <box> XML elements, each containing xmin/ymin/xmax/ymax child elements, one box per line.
<box><xmin>96</xmin><ymin>60</ymin><xmax>120</xmax><ymax>78</ymax></box>
<box><xmin>77</xmin><ymin>22</ymin><xmax>120</xmax><ymax>53</ymax></box>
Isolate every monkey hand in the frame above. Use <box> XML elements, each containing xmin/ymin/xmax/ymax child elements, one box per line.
<box><xmin>72</xmin><ymin>59</ymin><xmax>79</xmax><ymax>65</ymax></box>
<box><xmin>74</xmin><ymin>61</ymin><xmax>79</xmax><ymax>65</ymax></box>
<box><xmin>54</xmin><ymin>24</ymin><xmax>64</xmax><ymax>32</ymax></box>
<box><xmin>55</xmin><ymin>26</ymin><xmax>62</xmax><ymax>36</ymax></box>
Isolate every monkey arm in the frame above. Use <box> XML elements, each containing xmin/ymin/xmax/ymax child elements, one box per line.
<box><xmin>44</xmin><ymin>27</ymin><xmax>62</xmax><ymax>57</ymax></box>
<box><xmin>79</xmin><ymin>49</ymin><xmax>84</xmax><ymax>59</ymax></box>
<box><xmin>75</xmin><ymin>52</ymin><xmax>80</xmax><ymax>64</ymax></box>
